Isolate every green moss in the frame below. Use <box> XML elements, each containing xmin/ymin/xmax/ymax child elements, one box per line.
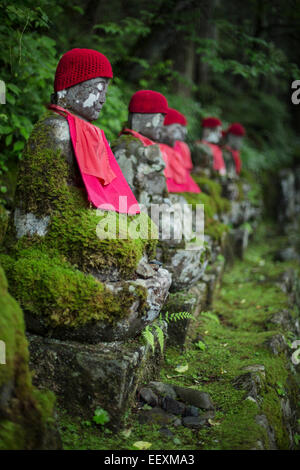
<box><xmin>183</xmin><ymin>191</ymin><xmax>229</xmax><ymax>241</ymax></box>
<box><xmin>5</xmin><ymin>112</ymin><xmax>157</xmax><ymax>279</ymax></box>
<box><xmin>0</xmin><ymin>248</ymin><xmax>148</xmax><ymax>328</ymax></box>
<box><xmin>0</xmin><ymin>204</ymin><xmax>8</xmax><ymax>246</ymax></box>
<box><xmin>0</xmin><ymin>264</ymin><xmax>57</xmax><ymax>449</ymax></box>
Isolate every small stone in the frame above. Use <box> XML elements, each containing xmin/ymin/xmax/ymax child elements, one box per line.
<box><xmin>139</xmin><ymin>387</ymin><xmax>158</xmax><ymax>407</ymax></box>
<box><xmin>265</xmin><ymin>334</ymin><xmax>287</xmax><ymax>355</ymax></box>
<box><xmin>138</xmin><ymin>407</ymin><xmax>175</xmax><ymax>426</ymax></box>
<box><xmin>173</xmin><ymin>418</ymin><xmax>182</xmax><ymax>427</ymax></box>
<box><xmin>232</xmin><ymin>372</ymin><xmax>262</xmax><ymax>400</ymax></box>
<box><xmin>148</xmin><ymin>381</ymin><xmax>177</xmax><ymax>400</ymax></box>
<box><xmin>184</xmin><ymin>406</ymin><xmax>199</xmax><ymax>417</ymax></box>
<box><xmin>173</xmin><ymin>386</ymin><xmax>215</xmax><ymax>410</ymax></box>
<box><xmin>182</xmin><ymin>416</ymin><xmax>206</xmax><ymax>429</ymax></box>
<box><xmin>200</xmin><ymin>410</ymin><xmax>216</xmax><ymax>420</ymax></box>
<box><xmin>162</xmin><ymin>396</ymin><xmax>186</xmax><ymax>416</ymax></box>
<box><xmin>159</xmin><ymin>427</ymin><xmax>174</xmax><ymax>438</ymax></box>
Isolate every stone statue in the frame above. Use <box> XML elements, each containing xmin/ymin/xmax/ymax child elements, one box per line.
<box><xmin>2</xmin><ymin>48</ymin><xmax>173</xmax><ymax>427</ymax></box>
<box><xmin>160</xmin><ymin>107</ymin><xmax>200</xmax><ymax>194</ymax></box>
<box><xmin>112</xmin><ymin>91</ymin><xmax>207</xmax><ymax>291</ymax></box>
<box><xmin>193</xmin><ymin>117</ymin><xmax>226</xmax><ymax>177</ymax></box>
<box><xmin>3</xmin><ymin>49</ymin><xmax>171</xmax><ymax>343</ymax></box>
<box><xmin>222</xmin><ymin>123</ymin><xmax>245</xmax><ymax>178</ymax></box>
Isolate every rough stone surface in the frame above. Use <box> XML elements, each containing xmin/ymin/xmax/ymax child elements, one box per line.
<box><xmin>255</xmin><ymin>414</ymin><xmax>277</xmax><ymax>450</ymax></box>
<box><xmin>232</xmin><ymin>372</ymin><xmax>264</xmax><ymax>401</ymax></box>
<box><xmin>161</xmin><ymin>396</ymin><xmax>186</xmax><ymax>416</ymax></box>
<box><xmin>24</xmin><ymin>267</ymin><xmax>171</xmax><ymax>343</ymax></box>
<box><xmin>28</xmin><ymin>333</ymin><xmax>163</xmax><ymax>430</ymax></box>
<box><xmin>139</xmin><ymin>387</ymin><xmax>158</xmax><ymax>407</ymax></box>
<box><xmin>138</xmin><ymin>407</ymin><xmax>175</xmax><ymax>426</ymax></box>
<box><xmin>148</xmin><ymin>381</ymin><xmax>177</xmax><ymax>400</ymax></box>
<box><xmin>182</xmin><ymin>416</ymin><xmax>206</xmax><ymax>429</ymax></box>
<box><xmin>265</xmin><ymin>334</ymin><xmax>288</xmax><ymax>356</ymax></box>
<box><xmin>173</xmin><ymin>386</ymin><xmax>215</xmax><ymax>410</ymax></box>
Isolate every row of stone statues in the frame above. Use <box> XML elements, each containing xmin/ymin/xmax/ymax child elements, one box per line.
<box><xmin>0</xmin><ymin>48</ymin><xmax>254</xmax><ymax>426</ymax></box>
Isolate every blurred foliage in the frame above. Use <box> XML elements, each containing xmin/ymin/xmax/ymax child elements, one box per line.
<box><xmin>1</xmin><ymin>0</ymin><xmax>300</xmax><ymax>204</ymax></box>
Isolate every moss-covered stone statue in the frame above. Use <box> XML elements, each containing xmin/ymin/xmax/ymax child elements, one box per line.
<box><xmin>0</xmin><ymin>264</ymin><xmax>60</xmax><ymax>449</ymax></box>
<box><xmin>1</xmin><ymin>49</ymin><xmax>171</xmax><ymax>425</ymax></box>
<box><xmin>112</xmin><ymin>90</ymin><xmax>207</xmax><ymax>291</ymax></box>
<box><xmin>193</xmin><ymin>116</ymin><xmax>226</xmax><ymax>178</ymax></box>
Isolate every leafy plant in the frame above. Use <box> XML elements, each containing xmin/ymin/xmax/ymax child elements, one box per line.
<box><xmin>92</xmin><ymin>407</ymin><xmax>110</xmax><ymax>426</ymax></box>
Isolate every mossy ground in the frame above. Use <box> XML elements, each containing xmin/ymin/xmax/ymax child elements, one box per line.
<box><xmin>56</xmin><ymin>222</ymin><xmax>300</xmax><ymax>450</ymax></box>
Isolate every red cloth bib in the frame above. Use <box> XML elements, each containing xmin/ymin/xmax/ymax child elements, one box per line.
<box><xmin>122</xmin><ymin>129</ymin><xmax>200</xmax><ymax>193</ymax></box>
<box><xmin>198</xmin><ymin>140</ymin><xmax>226</xmax><ymax>173</ymax></box>
<box><xmin>49</xmin><ymin>105</ymin><xmax>140</xmax><ymax>214</ymax></box>
<box><xmin>225</xmin><ymin>145</ymin><xmax>242</xmax><ymax>174</ymax></box>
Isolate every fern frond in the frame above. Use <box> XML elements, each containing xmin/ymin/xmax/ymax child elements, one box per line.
<box><xmin>154</xmin><ymin>324</ymin><xmax>165</xmax><ymax>354</ymax></box>
<box><xmin>142</xmin><ymin>325</ymin><xmax>155</xmax><ymax>353</ymax></box>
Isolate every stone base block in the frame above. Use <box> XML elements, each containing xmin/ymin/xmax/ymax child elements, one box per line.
<box><xmin>162</xmin><ymin>282</ymin><xmax>208</xmax><ymax>349</ymax></box>
<box><xmin>202</xmin><ymin>255</ymin><xmax>226</xmax><ymax>307</ymax></box>
<box><xmin>28</xmin><ymin>333</ymin><xmax>162</xmax><ymax>430</ymax></box>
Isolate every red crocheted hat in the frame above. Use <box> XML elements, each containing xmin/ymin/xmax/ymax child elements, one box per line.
<box><xmin>164</xmin><ymin>108</ymin><xmax>187</xmax><ymax>126</ymax></box>
<box><xmin>54</xmin><ymin>48</ymin><xmax>113</xmax><ymax>92</ymax></box>
<box><xmin>202</xmin><ymin>117</ymin><xmax>222</xmax><ymax>128</ymax></box>
<box><xmin>227</xmin><ymin>123</ymin><xmax>246</xmax><ymax>136</ymax></box>
<box><xmin>129</xmin><ymin>90</ymin><xmax>168</xmax><ymax>114</ymax></box>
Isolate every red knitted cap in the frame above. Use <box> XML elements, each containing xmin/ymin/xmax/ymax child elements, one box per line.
<box><xmin>129</xmin><ymin>90</ymin><xmax>168</xmax><ymax>114</ymax></box>
<box><xmin>54</xmin><ymin>48</ymin><xmax>113</xmax><ymax>92</ymax></box>
<box><xmin>202</xmin><ymin>117</ymin><xmax>222</xmax><ymax>128</ymax></box>
<box><xmin>164</xmin><ymin>108</ymin><xmax>187</xmax><ymax>126</ymax></box>
<box><xmin>227</xmin><ymin>123</ymin><xmax>246</xmax><ymax>136</ymax></box>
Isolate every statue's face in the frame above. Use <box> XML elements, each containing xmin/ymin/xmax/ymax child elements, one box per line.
<box><xmin>160</xmin><ymin>123</ymin><xmax>187</xmax><ymax>146</ymax></box>
<box><xmin>202</xmin><ymin>126</ymin><xmax>222</xmax><ymax>144</ymax></box>
<box><xmin>227</xmin><ymin>133</ymin><xmax>244</xmax><ymax>150</ymax></box>
<box><xmin>56</xmin><ymin>77</ymin><xmax>110</xmax><ymax>121</ymax></box>
<box><xmin>129</xmin><ymin>113</ymin><xmax>165</xmax><ymax>141</ymax></box>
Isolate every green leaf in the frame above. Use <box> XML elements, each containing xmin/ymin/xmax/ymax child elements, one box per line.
<box><xmin>92</xmin><ymin>407</ymin><xmax>110</xmax><ymax>426</ymax></box>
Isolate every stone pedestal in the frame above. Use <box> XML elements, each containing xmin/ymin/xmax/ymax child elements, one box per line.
<box><xmin>28</xmin><ymin>332</ymin><xmax>164</xmax><ymax>430</ymax></box>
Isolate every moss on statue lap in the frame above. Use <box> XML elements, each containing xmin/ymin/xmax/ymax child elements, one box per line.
<box><xmin>5</xmin><ymin>115</ymin><xmax>157</xmax><ymax>278</ymax></box>
<box><xmin>0</xmin><ymin>248</ymin><xmax>148</xmax><ymax>328</ymax></box>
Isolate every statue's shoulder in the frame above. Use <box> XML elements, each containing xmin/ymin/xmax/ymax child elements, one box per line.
<box><xmin>194</xmin><ymin>140</ymin><xmax>213</xmax><ymax>155</ymax></box>
<box><xmin>25</xmin><ymin>111</ymin><xmax>71</xmax><ymax>155</ymax></box>
<box><xmin>112</xmin><ymin>133</ymin><xmax>145</xmax><ymax>154</ymax></box>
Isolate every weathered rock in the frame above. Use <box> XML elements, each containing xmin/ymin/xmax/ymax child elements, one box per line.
<box><xmin>232</xmin><ymin>372</ymin><xmax>264</xmax><ymax>401</ymax></box>
<box><xmin>255</xmin><ymin>414</ymin><xmax>277</xmax><ymax>450</ymax></box>
<box><xmin>173</xmin><ymin>386</ymin><xmax>215</xmax><ymax>410</ymax></box>
<box><xmin>270</xmin><ymin>310</ymin><xmax>299</xmax><ymax>335</ymax></box>
<box><xmin>139</xmin><ymin>387</ymin><xmax>158</xmax><ymax>407</ymax></box>
<box><xmin>184</xmin><ymin>406</ymin><xmax>199</xmax><ymax>417</ymax></box>
<box><xmin>138</xmin><ymin>407</ymin><xmax>175</xmax><ymax>426</ymax></box>
<box><xmin>28</xmin><ymin>333</ymin><xmax>163</xmax><ymax>430</ymax></box>
<box><xmin>148</xmin><ymin>381</ymin><xmax>177</xmax><ymax>400</ymax></box>
<box><xmin>159</xmin><ymin>427</ymin><xmax>174</xmax><ymax>438</ymax></box>
<box><xmin>182</xmin><ymin>416</ymin><xmax>206</xmax><ymax>429</ymax></box>
<box><xmin>265</xmin><ymin>334</ymin><xmax>288</xmax><ymax>356</ymax></box>
<box><xmin>161</xmin><ymin>396</ymin><xmax>186</xmax><ymax>416</ymax></box>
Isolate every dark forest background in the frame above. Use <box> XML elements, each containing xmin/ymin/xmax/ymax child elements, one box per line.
<box><xmin>1</xmin><ymin>0</ymin><xmax>300</xmax><ymax>205</ymax></box>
